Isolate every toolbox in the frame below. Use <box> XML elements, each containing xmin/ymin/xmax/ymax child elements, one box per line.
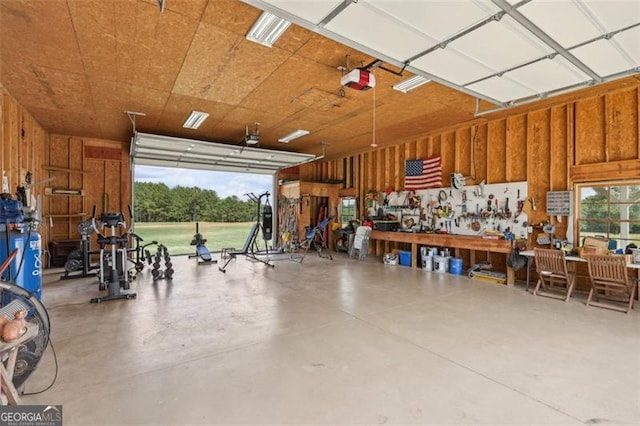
<box><xmin>373</xmin><ymin>221</ymin><xmax>400</xmax><ymax>232</ymax></box>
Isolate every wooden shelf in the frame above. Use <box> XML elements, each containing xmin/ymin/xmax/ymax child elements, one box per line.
<box><xmin>45</xmin><ymin>213</ymin><xmax>86</xmax><ymax>218</ymax></box>
<box><xmin>44</xmin><ymin>166</ymin><xmax>86</xmax><ymax>174</ymax></box>
<box><xmin>44</xmin><ymin>187</ymin><xmax>85</xmax><ymax>196</ymax></box>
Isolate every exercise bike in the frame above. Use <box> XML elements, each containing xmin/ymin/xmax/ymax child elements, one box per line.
<box><xmin>90</xmin><ymin>210</ymin><xmax>136</xmax><ymax>303</ymax></box>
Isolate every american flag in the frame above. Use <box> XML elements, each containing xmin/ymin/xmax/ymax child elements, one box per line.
<box><xmin>405</xmin><ymin>157</ymin><xmax>442</xmax><ymax>190</ymax></box>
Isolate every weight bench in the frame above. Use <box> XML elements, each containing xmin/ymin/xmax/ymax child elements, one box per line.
<box><xmin>218</xmin><ymin>223</ymin><xmax>274</xmax><ymax>273</ymax></box>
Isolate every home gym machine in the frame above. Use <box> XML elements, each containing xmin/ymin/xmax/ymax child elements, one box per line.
<box><xmin>90</xmin><ymin>210</ymin><xmax>136</xmax><ymax>303</ymax></box>
<box><xmin>61</xmin><ymin>205</ymin><xmax>99</xmax><ymax>280</ymax></box>
<box><xmin>218</xmin><ymin>191</ymin><xmax>274</xmax><ymax>273</ymax></box>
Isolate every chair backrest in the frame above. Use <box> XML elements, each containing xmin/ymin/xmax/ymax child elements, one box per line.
<box><xmin>587</xmin><ymin>254</ymin><xmax>630</xmax><ymax>287</ymax></box>
<box><xmin>534</xmin><ymin>248</ymin><xmax>569</xmax><ymax>276</ymax></box>
<box><xmin>353</xmin><ymin>226</ymin><xmax>371</xmax><ymax>249</ymax></box>
<box><xmin>317</xmin><ymin>216</ymin><xmax>333</xmax><ymax>230</ymax></box>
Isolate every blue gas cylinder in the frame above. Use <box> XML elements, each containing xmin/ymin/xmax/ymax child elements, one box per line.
<box><xmin>0</xmin><ymin>228</ymin><xmax>42</xmax><ymax>299</ymax></box>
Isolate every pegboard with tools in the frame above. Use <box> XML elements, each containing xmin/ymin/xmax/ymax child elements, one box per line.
<box><xmin>380</xmin><ymin>181</ymin><xmax>532</xmax><ymax>238</ymax></box>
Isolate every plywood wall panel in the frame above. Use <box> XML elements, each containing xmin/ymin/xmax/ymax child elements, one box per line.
<box><xmin>105</xmin><ymin>160</ymin><xmax>122</xmax><ymax>212</ymax></box>
<box><xmin>337</xmin><ymin>158</ymin><xmax>344</xmax><ymax>185</ymax></box>
<box><xmin>506</xmin><ymin>115</ymin><xmax>527</xmax><ymax>182</ymax></box>
<box><xmin>454</xmin><ymin>128</ymin><xmax>471</xmax><ymax>176</ymax></box>
<box><xmin>429</xmin><ymin>135</ymin><xmax>441</xmax><ymax>158</ymax></box>
<box><xmin>384</xmin><ymin>147</ymin><xmax>393</xmax><ymax>191</ymax></box>
<box><xmin>406</xmin><ymin>140</ymin><xmax>417</xmax><ymax>162</ymax></box>
<box><xmin>472</xmin><ymin>124</ymin><xmax>488</xmax><ymax>183</ymax></box>
<box><xmin>574</xmin><ymin>97</ymin><xmax>606</xmax><ymax>164</ymax></box>
<box><xmin>549</xmin><ymin>106</ymin><xmax>569</xmax><ymax>191</ymax></box>
<box><xmin>1</xmin><ymin>89</ymin><xmax>51</xmax><ymax>245</ymax></box>
<box><xmin>395</xmin><ymin>145</ymin><xmax>404</xmax><ymax>190</ymax></box>
<box><xmin>367</xmin><ymin>151</ymin><xmax>375</xmax><ymax>192</ymax></box>
<box><xmin>49</xmin><ymin>136</ymin><xmax>70</xmax><ymax>189</ymax></box>
<box><xmin>416</xmin><ymin>136</ymin><xmax>428</xmax><ymax>160</ymax></box>
<box><xmin>373</xmin><ymin>149</ymin><xmax>381</xmax><ymax>192</ymax></box>
<box><xmin>85</xmin><ymin>158</ymin><xmax>105</xmax><ymax>214</ymax></box>
<box><xmin>441</xmin><ymin>132</ymin><xmax>455</xmax><ymax>187</ymax></box>
<box><xmin>3</xmin><ymin>93</ymin><xmax>19</xmax><ymax>188</ymax></box>
<box><xmin>526</xmin><ymin>109</ymin><xmax>550</xmax><ymax>225</ymax></box>
<box><xmin>605</xmin><ymin>88</ymin><xmax>638</xmax><ymax>161</ymax></box>
<box><xmin>486</xmin><ymin>120</ymin><xmax>506</xmax><ymax>183</ymax></box>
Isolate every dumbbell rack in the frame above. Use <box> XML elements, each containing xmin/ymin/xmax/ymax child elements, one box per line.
<box><xmin>151</xmin><ymin>244</ymin><xmax>174</xmax><ymax>281</ymax></box>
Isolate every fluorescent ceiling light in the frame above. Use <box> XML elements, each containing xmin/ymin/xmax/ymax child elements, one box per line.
<box><xmin>393</xmin><ymin>75</ymin><xmax>430</xmax><ymax>93</ymax></box>
<box><xmin>246</xmin><ymin>11</ymin><xmax>291</xmax><ymax>47</ymax></box>
<box><xmin>182</xmin><ymin>111</ymin><xmax>209</xmax><ymax>129</ymax></box>
<box><xmin>278</xmin><ymin>129</ymin><xmax>310</xmax><ymax>143</ymax></box>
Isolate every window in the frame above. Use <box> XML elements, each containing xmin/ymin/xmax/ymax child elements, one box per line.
<box><xmin>576</xmin><ymin>181</ymin><xmax>640</xmax><ymax>249</ymax></box>
<box><xmin>340</xmin><ymin>197</ymin><xmax>357</xmax><ymax>226</ymax></box>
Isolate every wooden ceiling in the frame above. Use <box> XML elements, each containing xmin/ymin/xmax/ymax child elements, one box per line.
<box><xmin>0</xmin><ymin>0</ymin><xmax>484</xmax><ymax>159</ymax></box>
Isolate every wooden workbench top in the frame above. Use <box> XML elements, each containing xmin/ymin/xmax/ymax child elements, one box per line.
<box><xmin>369</xmin><ymin>230</ymin><xmax>512</xmax><ymax>254</ymax></box>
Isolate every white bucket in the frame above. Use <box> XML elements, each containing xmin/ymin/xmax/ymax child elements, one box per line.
<box><xmin>428</xmin><ymin>247</ymin><xmax>438</xmax><ymax>257</ymax></box>
<box><xmin>422</xmin><ymin>256</ymin><xmax>433</xmax><ymax>271</ymax></box>
<box><xmin>434</xmin><ymin>256</ymin><xmax>449</xmax><ymax>273</ymax></box>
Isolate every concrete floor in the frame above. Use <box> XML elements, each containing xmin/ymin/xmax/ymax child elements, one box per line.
<box><xmin>22</xmin><ymin>252</ymin><xmax>640</xmax><ymax>425</ymax></box>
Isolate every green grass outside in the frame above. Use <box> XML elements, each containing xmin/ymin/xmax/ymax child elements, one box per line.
<box><xmin>133</xmin><ymin>222</ymin><xmax>255</xmax><ymax>255</ymax></box>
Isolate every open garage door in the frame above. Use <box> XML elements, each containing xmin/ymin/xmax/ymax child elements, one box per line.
<box><xmin>131</xmin><ymin>132</ymin><xmax>316</xmax><ymax>174</ymax></box>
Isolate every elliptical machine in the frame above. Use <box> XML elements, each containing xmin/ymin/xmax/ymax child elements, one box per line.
<box><xmin>90</xmin><ymin>211</ymin><xmax>136</xmax><ymax>303</ymax></box>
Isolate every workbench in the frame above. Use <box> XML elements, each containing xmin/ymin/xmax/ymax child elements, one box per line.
<box><xmin>369</xmin><ymin>230</ymin><xmax>516</xmax><ymax>285</ymax></box>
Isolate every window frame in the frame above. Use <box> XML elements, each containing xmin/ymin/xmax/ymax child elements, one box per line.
<box><xmin>574</xmin><ymin>179</ymin><xmax>640</xmax><ymax>249</ymax></box>
<box><xmin>340</xmin><ymin>197</ymin><xmax>357</xmax><ymax>227</ymax></box>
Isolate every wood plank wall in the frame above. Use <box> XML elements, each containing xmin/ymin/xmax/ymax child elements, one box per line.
<box><xmin>47</xmin><ymin>136</ymin><xmax>131</xmax><ymax>253</ymax></box>
<box><xmin>1</xmin><ymin>86</ymin><xmax>49</xmax><ymax>240</ymax></box>
<box><xmin>1</xmin><ymin>86</ymin><xmax>131</xmax><ymax>259</ymax></box>
<box><xmin>297</xmin><ymin>83</ymin><xmax>640</xmax><ymax>267</ymax></box>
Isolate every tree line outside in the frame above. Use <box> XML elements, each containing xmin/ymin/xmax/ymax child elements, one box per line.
<box><xmin>134</xmin><ymin>181</ymin><xmax>259</xmax><ymax>223</ymax></box>
<box><xmin>578</xmin><ymin>185</ymin><xmax>640</xmax><ymax>247</ymax></box>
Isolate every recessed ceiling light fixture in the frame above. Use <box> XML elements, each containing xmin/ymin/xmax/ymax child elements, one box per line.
<box><xmin>246</xmin><ymin>11</ymin><xmax>291</xmax><ymax>47</ymax></box>
<box><xmin>182</xmin><ymin>111</ymin><xmax>209</xmax><ymax>129</ymax></box>
<box><xmin>278</xmin><ymin>129</ymin><xmax>310</xmax><ymax>143</ymax></box>
<box><xmin>393</xmin><ymin>75</ymin><xmax>430</xmax><ymax>93</ymax></box>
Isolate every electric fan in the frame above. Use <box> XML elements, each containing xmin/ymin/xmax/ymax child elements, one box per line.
<box><xmin>0</xmin><ymin>278</ymin><xmax>51</xmax><ymax>389</ymax></box>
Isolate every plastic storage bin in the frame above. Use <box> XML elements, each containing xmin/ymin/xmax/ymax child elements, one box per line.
<box><xmin>449</xmin><ymin>258</ymin><xmax>463</xmax><ymax>275</ymax></box>
<box><xmin>434</xmin><ymin>255</ymin><xmax>450</xmax><ymax>273</ymax></box>
<box><xmin>421</xmin><ymin>255</ymin><xmax>433</xmax><ymax>271</ymax></box>
<box><xmin>399</xmin><ymin>250</ymin><xmax>411</xmax><ymax>266</ymax></box>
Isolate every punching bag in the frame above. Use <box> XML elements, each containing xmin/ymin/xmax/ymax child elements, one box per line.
<box><xmin>262</xmin><ymin>204</ymin><xmax>273</xmax><ymax>241</ymax></box>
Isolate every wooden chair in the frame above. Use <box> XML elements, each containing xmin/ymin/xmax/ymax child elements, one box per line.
<box><xmin>533</xmin><ymin>248</ymin><xmax>576</xmax><ymax>302</ymax></box>
<box><xmin>586</xmin><ymin>254</ymin><xmax>637</xmax><ymax>314</ymax></box>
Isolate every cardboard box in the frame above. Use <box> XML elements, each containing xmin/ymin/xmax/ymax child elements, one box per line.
<box><xmin>583</xmin><ymin>237</ymin><xmax>609</xmax><ymax>248</ymax></box>
<box><xmin>579</xmin><ymin>246</ymin><xmax>608</xmax><ymax>257</ymax></box>
<box><xmin>580</xmin><ymin>236</ymin><xmax>610</xmax><ymax>258</ymax></box>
